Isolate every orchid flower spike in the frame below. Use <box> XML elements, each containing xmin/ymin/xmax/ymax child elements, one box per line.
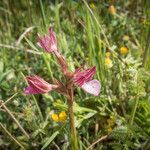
<box><xmin>38</xmin><ymin>28</ymin><xmax>58</xmax><ymax>53</ymax></box>
<box><xmin>73</xmin><ymin>66</ymin><xmax>101</xmax><ymax>96</ymax></box>
<box><xmin>38</xmin><ymin>28</ymin><xmax>68</xmax><ymax>74</ymax></box>
<box><xmin>24</xmin><ymin>75</ymin><xmax>58</xmax><ymax>94</ymax></box>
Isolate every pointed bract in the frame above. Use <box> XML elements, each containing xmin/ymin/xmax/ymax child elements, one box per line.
<box><xmin>53</xmin><ymin>51</ymin><xmax>68</xmax><ymax>74</ymax></box>
<box><xmin>74</xmin><ymin>66</ymin><xmax>96</xmax><ymax>86</ymax></box>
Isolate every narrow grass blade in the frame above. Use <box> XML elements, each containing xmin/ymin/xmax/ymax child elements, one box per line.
<box><xmin>41</xmin><ymin>131</ymin><xmax>59</xmax><ymax>150</ymax></box>
<box><xmin>0</xmin><ymin>123</ymin><xmax>25</xmax><ymax>150</ymax></box>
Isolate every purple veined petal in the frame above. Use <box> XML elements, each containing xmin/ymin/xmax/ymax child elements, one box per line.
<box><xmin>81</xmin><ymin>79</ymin><xmax>101</xmax><ymax>96</ymax></box>
<box><xmin>27</xmin><ymin>79</ymin><xmax>50</xmax><ymax>93</ymax></box>
<box><xmin>24</xmin><ymin>86</ymin><xmax>40</xmax><ymax>94</ymax></box>
<box><xmin>27</xmin><ymin>75</ymin><xmax>53</xmax><ymax>93</ymax></box>
<box><xmin>37</xmin><ymin>28</ymin><xmax>58</xmax><ymax>53</ymax></box>
<box><xmin>74</xmin><ymin>64</ymin><xmax>85</xmax><ymax>74</ymax></box>
<box><xmin>25</xmin><ymin>75</ymin><xmax>56</xmax><ymax>94</ymax></box>
<box><xmin>74</xmin><ymin>76</ymin><xmax>85</xmax><ymax>87</ymax></box>
<box><xmin>73</xmin><ymin>66</ymin><xmax>96</xmax><ymax>86</ymax></box>
<box><xmin>49</xmin><ymin>28</ymin><xmax>57</xmax><ymax>44</ymax></box>
<box><xmin>24</xmin><ymin>75</ymin><xmax>59</xmax><ymax>95</ymax></box>
<box><xmin>84</xmin><ymin>67</ymin><xmax>96</xmax><ymax>82</ymax></box>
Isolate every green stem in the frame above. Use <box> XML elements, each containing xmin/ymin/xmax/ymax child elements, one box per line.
<box><xmin>39</xmin><ymin>0</ymin><xmax>47</xmax><ymax>28</ymax></box>
<box><xmin>126</xmin><ymin>77</ymin><xmax>139</xmax><ymax>143</ymax></box>
<box><xmin>67</xmin><ymin>87</ymin><xmax>78</xmax><ymax>150</ymax></box>
<box><xmin>130</xmin><ymin>77</ymin><xmax>139</xmax><ymax>126</ymax></box>
<box><xmin>126</xmin><ymin>94</ymin><xmax>139</xmax><ymax>143</ymax></box>
<box><xmin>130</xmin><ymin>94</ymin><xmax>139</xmax><ymax>126</ymax></box>
<box><xmin>32</xmin><ymin>95</ymin><xmax>44</xmax><ymax>122</ymax></box>
<box><xmin>43</xmin><ymin>54</ymin><xmax>53</xmax><ymax>79</ymax></box>
<box><xmin>142</xmin><ymin>27</ymin><xmax>150</xmax><ymax>67</ymax></box>
<box><xmin>55</xmin><ymin>0</ymin><xmax>61</xmax><ymax>32</ymax></box>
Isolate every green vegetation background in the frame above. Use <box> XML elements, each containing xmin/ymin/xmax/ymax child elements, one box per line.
<box><xmin>0</xmin><ymin>0</ymin><xmax>150</xmax><ymax>149</ymax></box>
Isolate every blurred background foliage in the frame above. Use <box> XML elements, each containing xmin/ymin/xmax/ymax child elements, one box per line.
<box><xmin>0</xmin><ymin>0</ymin><xmax>150</xmax><ymax>149</ymax></box>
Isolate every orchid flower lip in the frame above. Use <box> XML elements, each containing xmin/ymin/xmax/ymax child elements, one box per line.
<box><xmin>71</xmin><ymin>65</ymin><xmax>100</xmax><ymax>96</ymax></box>
<box><xmin>81</xmin><ymin>79</ymin><xmax>101</xmax><ymax>96</ymax></box>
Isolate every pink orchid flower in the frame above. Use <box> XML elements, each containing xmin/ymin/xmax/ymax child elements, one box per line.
<box><xmin>24</xmin><ymin>75</ymin><xmax>58</xmax><ymax>94</ymax></box>
<box><xmin>38</xmin><ymin>28</ymin><xmax>57</xmax><ymax>53</ymax></box>
<box><xmin>73</xmin><ymin>66</ymin><xmax>101</xmax><ymax>96</ymax></box>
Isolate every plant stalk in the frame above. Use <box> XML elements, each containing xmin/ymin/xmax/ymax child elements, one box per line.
<box><xmin>130</xmin><ymin>75</ymin><xmax>139</xmax><ymax>126</ymax></box>
<box><xmin>67</xmin><ymin>87</ymin><xmax>78</xmax><ymax>150</ymax></box>
<box><xmin>39</xmin><ymin>0</ymin><xmax>47</xmax><ymax>28</ymax></box>
<box><xmin>32</xmin><ymin>95</ymin><xmax>44</xmax><ymax>122</ymax></box>
<box><xmin>142</xmin><ymin>27</ymin><xmax>150</xmax><ymax>67</ymax></box>
<box><xmin>130</xmin><ymin>94</ymin><xmax>139</xmax><ymax>126</ymax></box>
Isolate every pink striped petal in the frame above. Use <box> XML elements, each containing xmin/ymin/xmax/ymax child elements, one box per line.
<box><xmin>74</xmin><ymin>66</ymin><xmax>96</xmax><ymax>86</ymax></box>
<box><xmin>24</xmin><ymin>75</ymin><xmax>58</xmax><ymax>95</ymax></box>
<box><xmin>38</xmin><ymin>28</ymin><xmax>58</xmax><ymax>53</ymax></box>
<box><xmin>24</xmin><ymin>86</ymin><xmax>39</xmax><ymax>94</ymax></box>
<box><xmin>81</xmin><ymin>79</ymin><xmax>101</xmax><ymax>96</ymax></box>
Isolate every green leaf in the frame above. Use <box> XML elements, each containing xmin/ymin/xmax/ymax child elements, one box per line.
<box><xmin>24</xmin><ymin>37</ymin><xmax>39</xmax><ymax>52</ymax></box>
<box><xmin>0</xmin><ymin>61</ymin><xmax>4</xmax><ymax>72</ymax></box>
<box><xmin>41</xmin><ymin>131</ymin><xmax>59</xmax><ymax>150</ymax></box>
<box><xmin>0</xmin><ymin>69</ymin><xmax>13</xmax><ymax>83</ymax></box>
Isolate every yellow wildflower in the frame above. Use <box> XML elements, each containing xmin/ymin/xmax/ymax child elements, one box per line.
<box><xmin>122</xmin><ymin>35</ymin><xmax>129</xmax><ymax>41</ymax></box>
<box><xmin>90</xmin><ymin>3</ymin><xmax>96</xmax><ymax>10</ymax></box>
<box><xmin>107</xmin><ymin>117</ymin><xmax>116</xmax><ymax>126</ymax></box>
<box><xmin>51</xmin><ymin>113</ymin><xmax>59</xmax><ymax>122</ymax></box>
<box><xmin>105</xmin><ymin>57</ymin><xmax>113</xmax><ymax>68</ymax></box>
<box><xmin>51</xmin><ymin>111</ymin><xmax>67</xmax><ymax>122</ymax></box>
<box><xmin>120</xmin><ymin>46</ymin><xmax>128</xmax><ymax>55</ymax></box>
<box><xmin>108</xmin><ymin>5</ymin><xmax>116</xmax><ymax>15</ymax></box>
<box><xmin>107</xmin><ymin>127</ymin><xmax>113</xmax><ymax>133</ymax></box>
<box><xmin>58</xmin><ymin>111</ymin><xmax>67</xmax><ymax>122</ymax></box>
<box><xmin>106</xmin><ymin>116</ymin><xmax>116</xmax><ymax>133</ymax></box>
<box><xmin>105</xmin><ymin>52</ymin><xmax>111</xmax><ymax>58</ymax></box>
